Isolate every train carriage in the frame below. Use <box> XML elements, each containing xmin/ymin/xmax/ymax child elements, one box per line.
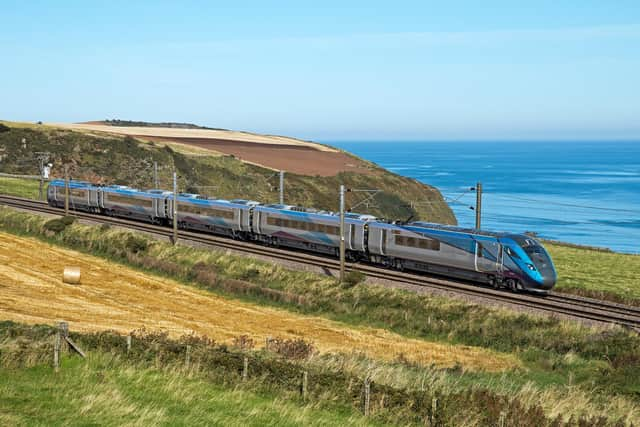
<box><xmin>368</xmin><ymin>221</ymin><xmax>555</xmax><ymax>292</ymax></box>
<box><xmin>47</xmin><ymin>180</ymin><xmax>100</xmax><ymax>212</ymax></box>
<box><xmin>252</xmin><ymin>205</ymin><xmax>372</xmax><ymax>257</ymax></box>
<box><xmin>100</xmin><ymin>186</ymin><xmax>166</xmax><ymax>222</ymax></box>
<box><xmin>169</xmin><ymin>196</ymin><xmax>257</xmax><ymax>238</ymax></box>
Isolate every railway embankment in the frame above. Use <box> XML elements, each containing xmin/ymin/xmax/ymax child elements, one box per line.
<box><xmin>0</xmin><ymin>206</ymin><xmax>639</xmax><ymax>425</ymax></box>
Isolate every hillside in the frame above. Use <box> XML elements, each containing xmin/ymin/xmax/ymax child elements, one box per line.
<box><xmin>0</xmin><ymin>121</ymin><xmax>456</xmax><ymax>224</ymax></box>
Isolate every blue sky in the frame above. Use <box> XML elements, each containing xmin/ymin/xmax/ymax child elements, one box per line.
<box><xmin>1</xmin><ymin>1</ymin><xmax>639</xmax><ymax>140</ymax></box>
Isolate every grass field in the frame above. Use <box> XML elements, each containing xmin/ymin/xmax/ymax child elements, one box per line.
<box><xmin>0</xmin><ymin>207</ymin><xmax>640</xmax><ymax>425</ymax></box>
<box><xmin>0</xmin><ymin>177</ymin><xmax>40</xmax><ymax>199</ymax></box>
<box><xmin>0</xmin><ymin>231</ymin><xmax>517</xmax><ymax>372</ymax></box>
<box><xmin>548</xmin><ymin>243</ymin><xmax>640</xmax><ymax>304</ymax></box>
<box><xmin>1</xmin><ymin>322</ymin><xmax>635</xmax><ymax>426</ymax></box>
<box><xmin>0</xmin><ymin>353</ymin><xmax>378</xmax><ymax>427</ymax></box>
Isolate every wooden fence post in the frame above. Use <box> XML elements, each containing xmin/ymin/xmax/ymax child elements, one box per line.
<box><xmin>53</xmin><ymin>328</ymin><xmax>61</xmax><ymax>372</ymax></box>
<box><xmin>499</xmin><ymin>411</ymin><xmax>506</xmax><ymax>427</ymax></box>
<box><xmin>126</xmin><ymin>335</ymin><xmax>132</xmax><ymax>354</ymax></box>
<box><xmin>185</xmin><ymin>345</ymin><xmax>191</xmax><ymax>368</ymax></box>
<box><xmin>242</xmin><ymin>356</ymin><xmax>248</xmax><ymax>381</ymax></box>
<box><xmin>363</xmin><ymin>377</ymin><xmax>371</xmax><ymax>416</ymax></box>
<box><xmin>301</xmin><ymin>371</ymin><xmax>308</xmax><ymax>401</ymax></box>
<box><xmin>431</xmin><ymin>397</ymin><xmax>438</xmax><ymax>426</ymax></box>
<box><xmin>59</xmin><ymin>322</ymin><xmax>69</xmax><ymax>353</ymax></box>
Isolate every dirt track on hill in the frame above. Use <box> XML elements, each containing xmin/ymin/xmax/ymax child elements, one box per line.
<box><xmin>0</xmin><ymin>232</ymin><xmax>518</xmax><ymax>372</ymax></box>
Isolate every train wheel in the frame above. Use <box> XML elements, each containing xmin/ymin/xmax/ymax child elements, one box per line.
<box><xmin>506</xmin><ymin>279</ymin><xmax>518</xmax><ymax>292</ymax></box>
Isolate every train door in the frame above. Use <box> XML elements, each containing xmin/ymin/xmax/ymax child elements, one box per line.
<box><xmin>474</xmin><ymin>240</ymin><xmax>502</xmax><ymax>273</ymax></box>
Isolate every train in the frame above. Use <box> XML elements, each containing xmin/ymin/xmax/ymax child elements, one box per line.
<box><xmin>47</xmin><ymin>179</ymin><xmax>557</xmax><ymax>293</ymax></box>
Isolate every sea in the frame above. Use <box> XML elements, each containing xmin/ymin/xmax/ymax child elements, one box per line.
<box><xmin>329</xmin><ymin>141</ymin><xmax>640</xmax><ymax>254</ymax></box>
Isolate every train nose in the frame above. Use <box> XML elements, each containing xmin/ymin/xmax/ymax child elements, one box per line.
<box><xmin>539</xmin><ymin>272</ymin><xmax>557</xmax><ymax>289</ymax></box>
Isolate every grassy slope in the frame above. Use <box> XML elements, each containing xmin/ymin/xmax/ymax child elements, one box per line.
<box><xmin>548</xmin><ymin>243</ymin><xmax>640</xmax><ymax>303</ymax></box>
<box><xmin>0</xmin><ymin>121</ymin><xmax>455</xmax><ymax>223</ymax></box>
<box><xmin>0</xmin><ymin>354</ymin><xmax>376</xmax><ymax>427</ymax></box>
<box><xmin>0</xmin><ymin>207</ymin><xmax>639</xmax><ymax>425</ymax></box>
<box><xmin>0</xmin><ymin>176</ymin><xmax>40</xmax><ymax>199</ymax></box>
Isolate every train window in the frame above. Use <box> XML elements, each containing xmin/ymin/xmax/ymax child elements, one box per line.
<box><xmin>476</xmin><ymin>243</ymin><xmax>484</xmax><ymax>258</ymax></box>
<box><xmin>395</xmin><ymin>234</ymin><xmax>440</xmax><ymax>251</ymax></box>
<box><xmin>350</xmin><ymin>224</ymin><xmax>356</xmax><ymax>244</ymax></box>
<box><xmin>505</xmin><ymin>247</ymin><xmax>521</xmax><ymax>259</ymax></box>
<box><xmin>70</xmin><ymin>189</ymin><xmax>87</xmax><ymax>198</ymax></box>
<box><xmin>180</xmin><ymin>204</ymin><xmax>234</xmax><ymax>219</ymax></box>
<box><xmin>108</xmin><ymin>194</ymin><xmax>153</xmax><ymax>208</ymax></box>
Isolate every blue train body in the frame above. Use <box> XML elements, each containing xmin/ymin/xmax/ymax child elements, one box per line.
<box><xmin>47</xmin><ymin>180</ymin><xmax>557</xmax><ymax>293</ymax></box>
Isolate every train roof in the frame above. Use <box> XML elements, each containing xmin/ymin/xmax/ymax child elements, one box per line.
<box><xmin>49</xmin><ymin>179</ymin><xmax>95</xmax><ymax>189</ymax></box>
<box><xmin>256</xmin><ymin>204</ymin><xmax>376</xmax><ymax>222</ymax></box>
<box><xmin>406</xmin><ymin>221</ymin><xmax>511</xmax><ymax>238</ymax></box>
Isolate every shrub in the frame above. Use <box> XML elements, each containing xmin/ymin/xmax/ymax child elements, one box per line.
<box><xmin>124</xmin><ymin>234</ymin><xmax>148</xmax><ymax>255</ymax></box>
<box><xmin>342</xmin><ymin>270</ymin><xmax>365</xmax><ymax>288</ymax></box>
<box><xmin>43</xmin><ymin>216</ymin><xmax>75</xmax><ymax>234</ymax></box>
<box><xmin>232</xmin><ymin>335</ymin><xmax>255</xmax><ymax>351</ymax></box>
<box><xmin>267</xmin><ymin>337</ymin><xmax>316</xmax><ymax>360</ymax></box>
<box><xmin>0</xmin><ymin>123</ymin><xmax>10</xmax><ymax>133</ymax></box>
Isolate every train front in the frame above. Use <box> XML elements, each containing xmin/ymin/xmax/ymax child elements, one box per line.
<box><xmin>504</xmin><ymin>235</ymin><xmax>557</xmax><ymax>292</ymax></box>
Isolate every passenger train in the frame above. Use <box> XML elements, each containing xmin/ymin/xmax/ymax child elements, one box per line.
<box><xmin>47</xmin><ymin>179</ymin><xmax>557</xmax><ymax>293</ymax></box>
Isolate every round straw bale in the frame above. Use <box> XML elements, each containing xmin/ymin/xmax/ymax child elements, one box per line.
<box><xmin>63</xmin><ymin>267</ymin><xmax>81</xmax><ymax>284</ymax></box>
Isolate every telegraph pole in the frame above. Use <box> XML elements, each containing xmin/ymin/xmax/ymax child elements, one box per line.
<box><xmin>64</xmin><ymin>164</ymin><xmax>70</xmax><ymax>215</ymax></box>
<box><xmin>339</xmin><ymin>184</ymin><xmax>346</xmax><ymax>283</ymax></box>
<box><xmin>475</xmin><ymin>182</ymin><xmax>482</xmax><ymax>230</ymax></box>
<box><xmin>35</xmin><ymin>152</ymin><xmax>50</xmax><ymax>201</ymax></box>
<box><xmin>153</xmin><ymin>161</ymin><xmax>158</xmax><ymax>189</ymax></box>
<box><xmin>172</xmin><ymin>171</ymin><xmax>178</xmax><ymax>245</ymax></box>
<box><xmin>279</xmin><ymin>170</ymin><xmax>284</xmax><ymax>205</ymax></box>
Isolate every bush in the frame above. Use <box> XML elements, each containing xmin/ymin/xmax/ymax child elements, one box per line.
<box><xmin>124</xmin><ymin>234</ymin><xmax>148</xmax><ymax>255</ymax></box>
<box><xmin>342</xmin><ymin>270</ymin><xmax>365</xmax><ymax>288</ymax></box>
<box><xmin>43</xmin><ymin>216</ymin><xmax>75</xmax><ymax>234</ymax></box>
<box><xmin>267</xmin><ymin>337</ymin><xmax>316</xmax><ymax>360</ymax></box>
<box><xmin>0</xmin><ymin>123</ymin><xmax>10</xmax><ymax>133</ymax></box>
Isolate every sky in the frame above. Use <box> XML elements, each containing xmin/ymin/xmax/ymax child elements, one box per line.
<box><xmin>1</xmin><ymin>1</ymin><xmax>639</xmax><ymax>141</ymax></box>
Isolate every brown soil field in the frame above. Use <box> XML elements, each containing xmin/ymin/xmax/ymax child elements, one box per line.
<box><xmin>0</xmin><ymin>232</ymin><xmax>518</xmax><ymax>372</ymax></box>
<box><xmin>140</xmin><ymin>136</ymin><xmax>373</xmax><ymax>176</ymax></box>
<box><xmin>48</xmin><ymin>123</ymin><xmax>373</xmax><ymax>176</ymax></box>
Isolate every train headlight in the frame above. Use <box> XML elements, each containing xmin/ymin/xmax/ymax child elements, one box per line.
<box><xmin>527</xmin><ymin>263</ymin><xmax>536</xmax><ymax>271</ymax></box>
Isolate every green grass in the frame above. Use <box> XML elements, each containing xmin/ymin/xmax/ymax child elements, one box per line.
<box><xmin>548</xmin><ymin>243</ymin><xmax>640</xmax><ymax>304</ymax></box>
<box><xmin>1</xmin><ymin>206</ymin><xmax>640</xmax><ymax>421</ymax></box>
<box><xmin>0</xmin><ymin>177</ymin><xmax>41</xmax><ymax>199</ymax></box>
<box><xmin>0</xmin><ymin>354</ymin><xmax>379</xmax><ymax>427</ymax></box>
<box><xmin>1</xmin><ymin>322</ymin><xmax>633</xmax><ymax>426</ymax></box>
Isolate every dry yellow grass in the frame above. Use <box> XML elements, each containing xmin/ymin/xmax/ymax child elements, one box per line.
<box><xmin>0</xmin><ymin>232</ymin><xmax>518</xmax><ymax>372</ymax></box>
<box><xmin>48</xmin><ymin>123</ymin><xmax>337</xmax><ymax>152</ymax></box>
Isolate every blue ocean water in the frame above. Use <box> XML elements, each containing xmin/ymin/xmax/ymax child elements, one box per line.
<box><xmin>329</xmin><ymin>141</ymin><xmax>640</xmax><ymax>254</ymax></box>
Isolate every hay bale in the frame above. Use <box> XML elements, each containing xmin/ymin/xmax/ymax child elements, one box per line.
<box><xmin>63</xmin><ymin>267</ymin><xmax>81</xmax><ymax>285</ymax></box>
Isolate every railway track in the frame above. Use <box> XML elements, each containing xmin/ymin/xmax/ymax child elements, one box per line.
<box><xmin>2</xmin><ymin>194</ymin><xmax>640</xmax><ymax>331</ymax></box>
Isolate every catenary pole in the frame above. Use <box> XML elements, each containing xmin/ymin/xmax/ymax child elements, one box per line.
<box><xmin>39</xmin><ymin>157</ymin><xmax>44</xmax><ymax>200</ymax></box>
<box><xmin>339</xmin><ymin>185</ymin><xmax>345</xmax><ymax>282</ymax></box>
<box><xmin>279</xmin><ymin>170</ymin><xmax>284</xmax><ymax>205</ymax></box>
<box><xmin>64</xmin><ymin>164</ymin><xmax>69</xmax><ymax>215</ymax></box>
<box><xmin>154</xmin><ymin>161</ymin><xmax>158</xmax><ymax>189</ymax></box>
<box><xmin>172</xmin><ymin>171</ymin><xmax>178</xmax><ymax>245</ymax></box>
<box><xmin>475</xmin><ymin>182</ymin><xmax>482</xmax><ymax>230</ymax></box>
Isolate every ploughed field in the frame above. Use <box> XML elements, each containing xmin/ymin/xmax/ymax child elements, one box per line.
<box><xmin>50</xmin><ymin>123</ymin><xmax>373</xmax><ymax>176</ymax></box>
<box><xmin>0</xmin><ymin>232</ymin><xmax>517</xmax><ymax>372</ymax></box>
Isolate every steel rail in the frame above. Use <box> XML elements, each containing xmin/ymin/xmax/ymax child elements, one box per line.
<box><xmin>2</xmin><ymin>195</ymin><xmax>639</xmax><ymax>330</ymax></box>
